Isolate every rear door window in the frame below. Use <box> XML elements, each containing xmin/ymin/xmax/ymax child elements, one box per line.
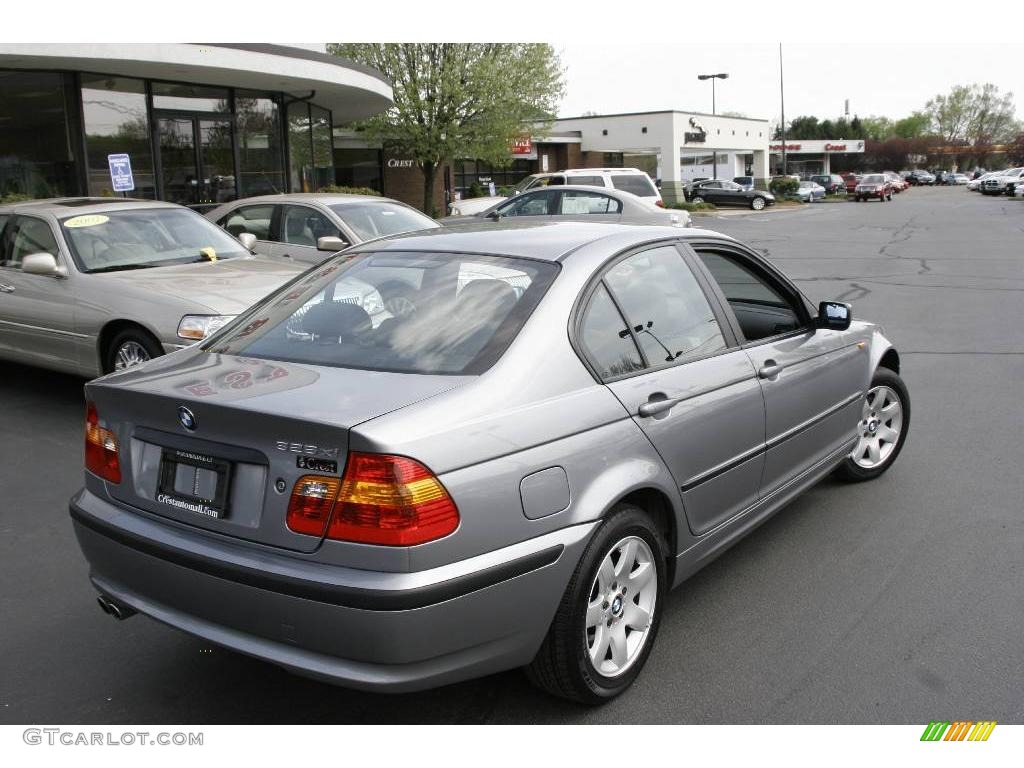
<box><xmin>609</xmin><ymin>174</ymin><xmax>657</xmax><ymax>197</ymax></box>
<box><xmin>208</xmin><ymin>251</ymin><xmax>559</xmax><ymax>375</ymax></box>
<box><xmin>602</xmin><ymin>246</ymin><xmax>727</xmax><ymax>367</ymax></box>
<box><xmin>559</xmin><ymin>190</ymin><xmax>622</xmax><ymax>215</ymax></box>
<box><xmin>578</xmin><ymin>283</ymin><xmax>644</xmax><ymax>380</ymax></box>
<box><xmin>565</xmin><ymin>175</ymin><xmax>604</xmax><ymax>187</ymax></box>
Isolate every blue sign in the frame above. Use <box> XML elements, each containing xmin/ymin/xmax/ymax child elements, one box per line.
<box><xmin>107</xmin><ymin>154</ymin><xmax>135</xmax><ymax>193</ymax></box>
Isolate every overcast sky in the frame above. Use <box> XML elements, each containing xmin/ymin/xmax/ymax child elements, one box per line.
<box><xmin>556</xmin><ymin>44</ymin><xmax>1024</xmax><ymax>125</ymax></box>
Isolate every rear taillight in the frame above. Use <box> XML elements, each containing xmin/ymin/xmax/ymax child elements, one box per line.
<box><xmin>286</xmin><ymin>475</ymin><xmax>342</xmax><ymax>536</ymax></box>
<box><xmin>655</xmin><ymin>199</ymin><xmax>665</xmax><ymax>208</ymax></box>
<box><xmin>329</xmin><ymin>453</ymin><xmax>460</xmax><ymax>546</ymax></box>
<box><xmin>286</xmin><ymin>453</ymin><xmax>459</xmax><ymax>546</ymax></box>
<box><xmin>85</xmin><ymin>401</ymin><xmax>121</xmax><ymax>483</ymax></box>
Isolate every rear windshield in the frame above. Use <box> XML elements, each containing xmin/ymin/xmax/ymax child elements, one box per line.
<box><xmin>328</xmin><ymin>202</ymin><xmax>438</xmax><ymax>241</ymax></box>
<box><xmin>206</xmin><ymin>251</ymin><xmax>559</xmax><ymax>375</ymax></box>
<box><xmin>863</xmin><ymin>175</ymin><xmax>885</xmax><ymax>184</ymax></box>
<box><xmin>609</xmin><ymin>174</ymin><xmax>657</xmax><ymax>197</ymax></box>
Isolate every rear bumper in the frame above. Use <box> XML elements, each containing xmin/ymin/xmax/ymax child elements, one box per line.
<box><xmin>70</xmin><ymin>488</ymin><xmax>595</xmax><ymax>692</ymax></box>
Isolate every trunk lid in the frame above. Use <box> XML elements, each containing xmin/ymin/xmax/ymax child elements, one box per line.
<box><xmin>87</xmin><ymin>349</ymin><xmax>468</xmax><ymax>552</ymax></box>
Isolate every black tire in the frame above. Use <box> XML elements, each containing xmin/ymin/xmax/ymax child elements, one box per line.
<box><xmin>690</xmin><ymin>195</ymin><xmax>704</xmax><ymax>205</ymax></box>
<box><xmin>526</xmin><ymin>504</ymin><xmax>668</xmax><ymax>704</ymax></box>
<box><xmin>103</xmin><ymin>327</ymin><xmax>163</xmax><ymax>374</ymax></box>
<box><xmin>835</xmin><ymin>367</ymin><xmax>911</xmax><ymax>482</ymax></box>
<box><xmin>750</xmin><ymin>196</ymin><xmax>766</xmax><ymax>211</ymax></box>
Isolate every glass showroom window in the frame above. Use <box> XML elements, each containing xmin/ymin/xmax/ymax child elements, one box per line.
<box><xmin>80</xmin><ymin>75</ymin><xmax>156</xmax><ymax>199</ymax></box>
<box><xmin>333</xmin><ymin>148</ymin><xmax>383</xmax><ymax>192</ymax></box>
<box><xmin>287</xmin><ymin>102</ymin><xmax>334</xmax><ymax>193</ymax></box>
<box><xmin>0</xmin><ymin>71</ymin><xmax>79</xmax><ymax>199</ymax></box>
<box><xmin>235</xmin><ymin>90</ymin><xmax>285</xmax><ymax>197</ymax></box>
<box><xmin>311</xmin><ymin>105</ymin><xmax>335</xmax><ymax>192</ymax></box>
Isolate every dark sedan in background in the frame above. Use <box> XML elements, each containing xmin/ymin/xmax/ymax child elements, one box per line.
<box><xmin>686</xmin><ymin>180</ymin><xmax>775</xmax><ymax>210</ymax></box>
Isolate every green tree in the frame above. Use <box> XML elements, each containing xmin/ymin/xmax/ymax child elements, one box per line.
<box><xmin>328</xmin><ymin>43</ymin><xmax>564</xmax><ymax>215</ymax></box>
<box><xmin>925</xmin><ymin>83</ymin><xmax>1017</xmax><ymax>145</ymax></box>
<box><xmin>893</xmin><ymin>111</ymin><xmax>930</xmax><ymax>139</ymax></box>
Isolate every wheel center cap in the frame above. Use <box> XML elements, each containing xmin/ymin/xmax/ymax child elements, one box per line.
<box><xmin>611</xmin><ymin>595</ymin><xmax>623</xmax><ymax>616</ymax></box>
<box><xmin>868</xmin><ymin>420</ymin><xmax>879</xmax><ymax>434</ymax></box>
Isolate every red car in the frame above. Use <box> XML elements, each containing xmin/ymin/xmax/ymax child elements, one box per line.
<box><xmin>854</xmin><ymin>173</ymin><xmax>894</xmax><ymax>202</ymax></box>
<box><xmin>842</xmin><ymin>173</ymin><xmax>862</xmax><ymax>195</ymax></box>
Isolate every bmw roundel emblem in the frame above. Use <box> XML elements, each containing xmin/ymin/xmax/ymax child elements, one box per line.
<box><xmin>178</xmin><ymin>406</ymin><xmax>197</xmax><ymax>431</ymax></box>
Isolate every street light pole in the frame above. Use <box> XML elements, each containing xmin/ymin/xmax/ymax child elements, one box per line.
<box><xmin>697</xmin><ymin>73</ymin><xmax>728</xmax><ymax>179</ymax></box>
<box><xmin>779</xmin><ymin>44</ymin><xmax>787</xmax><ymax>177</ymax></box>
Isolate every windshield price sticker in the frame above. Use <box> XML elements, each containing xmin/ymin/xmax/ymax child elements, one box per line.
<box><xmin>63</xmin><ymin>215</ymin><xmax>110</xmax><ymax>228</ymax></box>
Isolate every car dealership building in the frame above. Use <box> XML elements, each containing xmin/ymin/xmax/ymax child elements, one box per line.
<box><xmin>0</xmin><ymin>43</ymin><xmax>393</xmax><ymax>206</ymax></box>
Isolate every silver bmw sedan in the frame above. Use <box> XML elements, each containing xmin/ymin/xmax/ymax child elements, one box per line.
<box><xmin>0</xmin><ymin>198</ymin><xmax>305</xmax><ymax>376</ymax></box>
<box><xmin>70</xmin><ymin>221</ymin><xmax>910</xmax><ymax>703</ymax></box>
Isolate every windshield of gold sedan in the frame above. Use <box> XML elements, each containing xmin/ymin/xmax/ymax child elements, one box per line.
<box><xmin>62</xmin><ymin>208</ymin><xmax>250</xmax><ymax>273</ymax></box>
<box><xmin>206</xmin><ymin>251</ymin><xmax>559</xmax><ymax>375</ymax></box>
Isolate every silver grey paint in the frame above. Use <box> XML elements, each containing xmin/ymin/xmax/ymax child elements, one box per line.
<box><xmin>71</xmin><ymin>221</ymin><xmax>900</xmax><ymax>692</ymax></box>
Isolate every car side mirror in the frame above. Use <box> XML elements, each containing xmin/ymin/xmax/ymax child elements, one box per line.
<box><xmin>486</xmin><ymin>210</ymin><xmax>501</xmax><ymax>220</ymax></box>
<box><xmin>21</xmin><ymin>252</ymin><xmax>63</xmax><ymax>277</ymax></box>
<box><xmin>237</xmin><ymin>232</ymin><xmax>257</xmax><ymax>251</ymax></box>
<box><xmin>818</xmin><ymin>301</ymin><xmax>852</xmax><ymax>331</ymax></box>
<box><xmin>317</xmin><ymin>235</ymin><xmax>349</xmax><ymax>252</ymax></box>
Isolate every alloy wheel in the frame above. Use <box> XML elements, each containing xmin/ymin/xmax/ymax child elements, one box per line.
<box><xmin>852</xmin><ymin>385</ymin><xmax>904</xmax><ymax>469</ymax></box>
<box><xmin>585</xmin><ymin>535</ymin><xmax>658</xmax><ymax>678</ymax></box>
<box><xmin>114</xmin><ymin>341</ymin><xmax>152</xmax><ymax>371</ymax></box>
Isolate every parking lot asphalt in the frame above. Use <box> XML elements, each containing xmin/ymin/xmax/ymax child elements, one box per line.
<box><xmin>1</xmin><ymin>187</ymin><xmax>1022</xmax><ymax>724</ymax></box>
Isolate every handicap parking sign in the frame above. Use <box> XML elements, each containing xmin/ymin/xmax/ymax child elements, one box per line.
<box><xmin>107</xmin><ymin>154</ymin><xmax>135</xmax><ymax>193</ymax></box>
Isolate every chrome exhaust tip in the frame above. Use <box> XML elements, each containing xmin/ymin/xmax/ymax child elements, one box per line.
<box><xmin>96</xmin><ymin>594</ymin><xmax>136</xmax><ymax>621</ymax></box>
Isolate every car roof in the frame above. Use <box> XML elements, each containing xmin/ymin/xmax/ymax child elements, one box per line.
<box><xmin>0</xmin><ymin>197</ymin><xmax>183</xmax><ymax>216</ymax></box>
<box><xmin>353</xmin><ymin>220</ymin><xmax>733</xmax><ymax>262</ymax></box>
<box><xmin>216</xmin><ymin>193</ymin><xmax>393</xmax><ymax>205</ymax></box>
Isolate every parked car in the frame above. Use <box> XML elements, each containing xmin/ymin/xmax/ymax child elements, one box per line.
<box><xmin>981</xmin><ymin>168</ymin><xmax>1024</xmax><ymax>195</ymax></box>
<box><xmin>967</xmin><ymin>172</ymin><xmax>997</xmax><ymax>191</ymax></box>
<box><xmin>687</xmin><ymin>179</ymin><xmax>776</xmax><ymax>210</ymax></box>
<box><xmin>448</xmin><ymin>195</ymin><xmax>508</xmax><ymax>217</ymax></box>
<box><xmin>438</xmin><ymin>185</ymin><xmax>690</xmax><ymax>227</ymax></box>
<box><xmin>207</xmin><ymin>194</ymin><xmax>439</xmax><ymax>265</ymax></box>
<box><xmin>854</xmin><ymin>174</ymin><xmax>894</xmax><ymax>202</ymax></box>
<box><xmin>842</xmin><ymin>173</ymin><xmax>862</xmax><ymax>195</ymax></box>
<box><xmin>0</xmin><ymin>198</ymin><xmax>304</xmax><ymax>377</ymax></box>
<box><xmin>1014</xmin><ymin>180</ymin><xmax>1024</xmax><ymax>197</ymax></box>
<box><xmin>506</xmin><ymin>168</ymin><xmax>664</xmax><ymax>208</ymax></box>
<box><xmin>810</xmin><ymin>174</ymin><xmax>845</xmax><ymax>194</ymax></box>
<box><xmin>733</xmin><ymin>176</ymin><xmax>755</xmax><ymax>191</ymax></box>
<box><xmin>907</xmin><ymin>170</ymin><xmax>935</xmax><ymax>186</ymax></box>
<box><xmin>70</xmin><ymin>220</ymin><xmax>909</xmax><ymax>703</ymax></box>
<box><xmin>795</xmin><ymin>180</ymin><xmax>827</xmax><ymax>203</ymax></box>
<box><xmin>946</xmin><ymin>173</ymin><xmax>971</xmax><ymax>186</ymax></box>
<box><xmin>883</xmin><ymin>172</ymin><xmax>907</xmax><ymax>193</ymax></box>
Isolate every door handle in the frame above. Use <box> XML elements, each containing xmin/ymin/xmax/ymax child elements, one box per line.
<box><xmin>0</xmin><ymin>283</ymin><xmax>14</xmax><ymax>293</ymax></box>
<box><xmin>638</xmin><ymin>396</ymin><xmax>682</xmax><ymax>418</ymax></box>
<box><xmin>758</xmin><ymin>360</ymin><xmax>782</xmax><ymax>379</ymax></box>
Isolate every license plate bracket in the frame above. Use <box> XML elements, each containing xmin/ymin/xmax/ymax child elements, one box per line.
<box><xmin>157</xmin><ymin>448</ymin><xmax>232</xmax><ymax>519</ymax></box>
